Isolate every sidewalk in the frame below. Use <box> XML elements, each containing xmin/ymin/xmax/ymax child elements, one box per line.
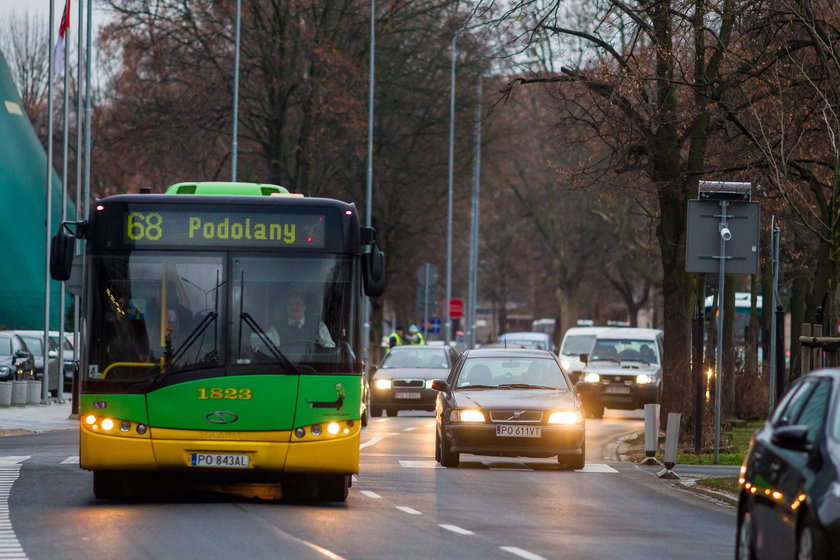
<box><xmin>0</xmin><ymin>393</ymin><xmax>77</xmax><ymax>436</ymax></box>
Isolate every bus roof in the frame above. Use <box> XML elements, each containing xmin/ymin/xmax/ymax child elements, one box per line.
<box><xmin>165</xmin><ymin>182</ymin><xmax>290</xmax><ymax>196</ymax></box>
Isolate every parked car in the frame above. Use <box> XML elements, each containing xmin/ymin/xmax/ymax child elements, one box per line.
<box><xmin>557</xmin><ymin>326</ymin><xmax>611</xmax><ymax>383</ymax></box>
<box><xmin>575</xmin><ymin>327</ymin><xmax>663</xmax><ymax>418</ymax></box>
<box><xmin>496</xmin><ymin>332</ymin><xmax>553</xmax><ymax>352</ymax></box>
<box><xmin>49</xmin><ymin>331</ymin><xmax>78</xmax><ymax>392</ymax></box>
<box><xmin>0</xmin><ymin>331</ymin><xmax>35</xmax><ymax>381</ymax></box>
<box><xmin>431</xmin><ymin>348</ymin><xmax>585</xmax><ymax>469</ymax></box>
<box><xmin>3</xmin><ymin>330</ymin><xmax>60</xmax><ymax>395</ymax></box>
<box><xmin>370</xmin><ymin>345</ymin><xmax>459</xmax><ymax>417</ymax></box>
<box><xmin>737</xmin><ymin>369</ymin><xmax>840</xmax><ymax>560</ymax></box>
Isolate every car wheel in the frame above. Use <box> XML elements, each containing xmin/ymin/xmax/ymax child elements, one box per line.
<box><xmin>588</xmin><ymin>402</ymin><xmax>604</xmax><ymax>419</ymax></box>
<box><xmin>439</xmin><ymin>432</ymin><xmax>459</xmax><ymax>468</ymax></box>
<box><xmin>386</xmin><ymin>408</ymin><xmax>399</xmax><ymax>417</ymax></box>
<box><xmin>435</xmin><ymin>429</ymin><xmax>441</xmax><ymax>462</ymax></box>
<box><xmin>736</xmin><ymin>504</ymin><xmax>757</xmax><ymax>560</ymax></box>
<box><xmin>558</xmin><ymin>439</ymin><xmax>585</xmax><ymax>470</ymax></box>
<box><xmin>361</xmin><ymin>406</ymin><xmax>369</xmax><ymax>427</ymax></box>
<box><xmin>370</xmin><ymin>405</ymin><xmax>384</xmax><ymax>417</ymax></box>
<box><xmin>797</xmin><ymin>514</ymin><xmax>827</xmax><ymax>560</ymax></box>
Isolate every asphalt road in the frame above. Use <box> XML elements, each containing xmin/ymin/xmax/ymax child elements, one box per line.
<box><xmin>2</xmin><ymin>410</ymin><xmax>736</xmax><ymax>559</ymax></box>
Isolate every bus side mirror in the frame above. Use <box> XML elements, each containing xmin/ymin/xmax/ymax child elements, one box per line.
<box><xmin>50</xmin><ymin>228</ymin><xmax>75</xmax><ymax>281</ymax></box>
<box><xmin>363</xmin><ymin>246</ymin><xmax>386</xmax><ymax>297</ymax></box>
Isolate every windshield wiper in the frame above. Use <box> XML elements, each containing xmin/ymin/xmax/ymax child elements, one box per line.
<box><xmin>168</xmin><ymin>311</ymin><xmax>219</xmax><ymax>369</ymax></box>
<box><xmin>456</xmin><ymin>384</ymin><xmax>497</xmax><ymax>390</ymax></box>
<box><xmin>497</xmin><ymin>383</ymin><xmax>557</xmax><ymax>390</ymax></box>
<box><xmin>240</xmin><ymin>312</ymin><xmax>300</xmax><ymax>374</ymax></box>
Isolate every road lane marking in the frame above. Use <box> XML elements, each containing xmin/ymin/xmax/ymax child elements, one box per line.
<box><xmin>403</xmin><ymin>427</ymin><xmax>416</xmax><ymax>431</ymax></box>
<box><xmin>386</xmin><ymin>432</ymin><xmax>401</xmax><ymax>436</ymax></box>
<box><xmin>576</xmin><ymin>463</ymin><xmax>618</xmax><ymax>473</ymax></box>
<box><xmin>395</xmin><ymin>506</ymin><xmax>422</xmax><ymax>515</ymax></box>
<box><xmin>360</xmin><ymin>491</ymin><xmax>381</xmax><ymax>499</ymax></box>
<box><xmin>360</xmin><ymin>437</ymin><xmax>384</xmax><ymax>450</ymax></box>
<box><xmin>61</xmin><ymin>456</ymin><xmax>79</xmax><ymax>464</ymax></box>
<box><xmin>399</xmin><ymin>460</ymin><xmax>441</xmax><ymax>468</ymax></box>
<box><xmin>500</xmin><ymin>546</ymin><xmax>545</xmax><ymax>560</ymax></box>
<box><xmin>0</xmin><ymin>462</ymin><xmax>28</xmax><ymax>560</ymax></box>
<box><xmin>439</xmin><ymin>524</ymin><xmax>474</xmax><ymax>535</ymax></box>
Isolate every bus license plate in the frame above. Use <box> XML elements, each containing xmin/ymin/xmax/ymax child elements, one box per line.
<box><xmin>191</xmin><ymin>453</ymin><xmax>251</xmax><ymax>468</ymax></box>
<box><xmin>496</xmin><ymin>425</ymin><xmax>541</xmax><ymax>438</ymax></box>
<box><xmin>395</xmin><ymin>392</ymin><xmax>421</xmax><ymax>399</ymax></box>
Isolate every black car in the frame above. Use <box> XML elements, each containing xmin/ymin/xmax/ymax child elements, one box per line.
<box><xmin>3</xmin><ymin>331</ymin><xmax>61</xmax><ymax>395</ymax></box>
<box><xmin>370</xmin><ymin>344</ymin><xmax>459</xmax><ymax>417</ymax></box>
<box><xmin>431</xmin><ymin>348</ymin><xmax>585</xmax><ymax>469</ymax></box>
<box><xmin>737</xmin><ymin>369</ymin><xmax>840</xmax><ymax>559</ymax></box>
<box><xmin>0</xmin><ymin>331</ymin><xmax>35</xmax><ymax>381</ymax></box>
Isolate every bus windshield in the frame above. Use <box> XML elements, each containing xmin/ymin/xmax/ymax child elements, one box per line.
<box><xmin>88</xmin><ymin>252</ymin><xmax>356</xmax><ymax>386</ymax></box>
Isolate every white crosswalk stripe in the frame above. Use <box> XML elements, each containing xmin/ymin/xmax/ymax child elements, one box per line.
<box><xmin>0</xmin><ymin>459</ymin><xmax>29</xmax><ymax>560</ymax></box>
<box><xmin>60</xmin><ymin>456</ymin><xmax>79</xmax><ymax>464</ymax></box>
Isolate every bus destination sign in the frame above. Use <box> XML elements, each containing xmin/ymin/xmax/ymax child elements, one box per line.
<box><xmin>124</xmin><ymin>210</ymin><xmax>326</xmax><ymax>248</ymax></box>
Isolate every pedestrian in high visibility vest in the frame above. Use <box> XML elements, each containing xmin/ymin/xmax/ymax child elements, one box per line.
<box><xmin>387</xmin><ymin>325</ymin><xmax>405</xmax><ymax>350</ymax></box>
<box><xmin>406</xmin><ymin>324</ymin><xmax>425</xmax><ymax>345</ymax></box>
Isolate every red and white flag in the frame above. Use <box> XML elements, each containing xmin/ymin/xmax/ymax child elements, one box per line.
<box><xmin>53</xmin><ymin>0</ymin><xmax>71</xmax><ymax>74</ymax></box>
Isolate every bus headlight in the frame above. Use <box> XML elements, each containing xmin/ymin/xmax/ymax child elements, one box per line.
<box><xmin>583</xmin><ymin>373</ymin><xmax>600</xmax><ymax>383</ymax></box>
<box><xmin>374</xmin><ymin>378</ymin><xmax>392</xmax><ymax>390</ymax></box>
<box><xmin>636</xmin><ymin>374</ymin><xmax>654</xmax><ymax>384</ymax></box>
<box><xmin>548</xmin><ymin>410</ymin><xmax>584</xmax><ymax>424</ymax></box>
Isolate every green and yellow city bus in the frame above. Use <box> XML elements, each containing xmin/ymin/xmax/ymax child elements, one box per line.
<box><xmin>50</xmin><ymin>182</ymin><xmax>385</xmax><ymax>502</ymax></box>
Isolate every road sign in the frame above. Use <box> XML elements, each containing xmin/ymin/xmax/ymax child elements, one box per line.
<box><xmin>416</xmin><ymin>285</ymin><xmax>438</xmax><ymax>307</ymax></box>
<box><xmin>416</xmin><ymin>263</ymin><xmax>439</xmax><ymax>286</ymax></box>
<box><xmin>449</xmin><ymin>298</ymin><xmax>463</xmax><ymax>319</ymax></box>
<box><xmin>428</xmin><ymin>318</ymin><xmax>441</xmax><ymax>335</ymax></box>
<box><xmin>686</xmin><ymin>200</ymin><xmax>759</xmax><ymax>274</ymax></box>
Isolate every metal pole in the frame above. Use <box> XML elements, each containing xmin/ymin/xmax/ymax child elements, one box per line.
<box><xmin>769</xmin><ymin>217</ymin><xmax>780</xmax><ymax>412</ymax></box>
<box><xmin>73</xmin><ymin>0</ymin><xmax>84</xmax><ymax>409</ymax></box>
<box><xmin>231</xmin><ymin>0</ymin><xmax>241</xmax><ymax>181</ymax></box>
<box><xmin>466</xmin><ymin>77</ymin><xmax>483</xmax><ymax>349</ymax></box>
<box><xmin>692</xmin><ymin>303</ymin><xmax>704</xmax><ymax>454</ymax></box>
<box><xmin>43</xmin><ymin>0</ymin><xmax>57</xmax><ymax>403</ymax></box>
<box><xmin>445</xmin><ymin>32</ymin><xmax>458</xmax><ymax>346</ymax></box>
<box><xmin>714</xmin><ymin>201</ymin><xmax>729</xmax><ymax>464</ymax></box>
<box><xmin>58</xmin><ymin>17</ymin><xmax>71</xmax><ymax>402</ymax></box>
<box><xmin>81</xmin><ymin>0</ymin><xmax>93</xmax><ymax>396</ymax></box>
<box><xmin>423</xmin><ymin>264</ymin><xmax>430</xmax><ymax>341</ymax></box>
<box><xmin>362</xmin><ymin>0</ymin><xmax>375</xmax><ymax>371</ymax></box>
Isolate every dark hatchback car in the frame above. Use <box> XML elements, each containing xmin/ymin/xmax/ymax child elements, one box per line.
<box><xmin>431</xmin><ymin>348</ymin><xmax>585</xmax><ymax>469</ymax></box>
<box><xmin>737</xmin><ymin>369</ymin><xmax>840</xmax><ymax>560</ymax></box>
<box><xmin>2</xmin><ymin>331</ymin><xmax>61</xmax><ymax>395</ymax></box>
<box><xmin>0</xmin><ymin>331</ymin><xmax>35</xmax><ymax>381</ymax></box>
<box><xmin>370</xmin><ymin>345</ymin><xmax>459</xmax><ymax>417</ymax></box>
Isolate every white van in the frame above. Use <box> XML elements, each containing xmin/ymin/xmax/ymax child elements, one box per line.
<box><xmin>557</xmin><ymin>327</ymin><xmax>611</xmax><ymax>382</ymax></box>
<box><xmin>576</xmin><ymin>327</ymin><xmax>664</xmax><ymax>418</ymax></box>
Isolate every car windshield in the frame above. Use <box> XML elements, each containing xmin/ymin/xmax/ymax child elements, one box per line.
<box><xmin>561</xmin><ymin>335</ymin><xmax>596</xmax><ymax>355</ymax></box>
<box><xmin>590</xmin><ymin>339</ymin><xmax>658</xmax><ymax>364</ymax></box>
<box><xmin>454</xmin><ymin>357</ymin><xmax>568</xmax><ymax>390</ymax></box>
<box><xmin>381</xmin><ymin>349</ymin><xmax>449</xmax><ymax>369</ymax></box>
<box><xmin>20</xmin><ymin>336</ymin><xmax>43</xmax><ymax>354</ymax></box>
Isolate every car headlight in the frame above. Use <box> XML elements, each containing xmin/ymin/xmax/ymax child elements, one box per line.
<box><xmin>451</xmin><ymin>409</ymin><xmax>485</xmax><ymax>422</ymax></box>
<box><xmin>548</xmin><ymin>410</ymin><xmax>584</xmax><ymax>424</ymax></box>
<box><xmin>374</xmin><ymin>378</ymin><xmax>392</xmax><ymax>390</ymax></box>
<box><xmin>425</xmin><ymin>379</ymin><xmax>435</xmax><ymax>389</ymax></box>
<box><xmin>583</xmin><ymin>372</ymin><xmax>600</xmax><ymax>383</ymax></box>
<box><xmin>560</xmin><ymin>359</ymin><xmax>571</xmax><ymax>371</ymax></box>
<box><xmin>636</xmin><ymin>374</ymin><xmax>653</xmax><ymax>384</ymax></box>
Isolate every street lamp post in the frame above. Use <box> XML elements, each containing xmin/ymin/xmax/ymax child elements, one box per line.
<box><xmin>466</xmin><ymin>76</ymin><xmax>483</xmax><ymax>349</ymax></box>
<box><xmin>445</xmin><ymin>31</ymin><xmax>458</xmax><ymax>346</ymax></box>
<box><xmin>362</xmin><ymin>0</ymin><xmax>376</xmax><ymax>373</ymax></box>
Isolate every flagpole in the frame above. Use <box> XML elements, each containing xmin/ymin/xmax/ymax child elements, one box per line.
<box><xmin>59</xmin><ymin>1</ymin><xmax>71</xmax><ymax>403</ymax></box>
<box><xmin>43</xmin><ymin>0</ymin><xmax>57</xmax><ymax>403</ymax></box>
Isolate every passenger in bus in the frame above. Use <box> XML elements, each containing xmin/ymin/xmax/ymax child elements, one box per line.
<box><xmin>146</xmin><ymin>283</ymin><xmax>194</xmax><ymax>350</ymax></box>
<box><xmin>103</xmin><ymin>295</ymin><xmax>149</xmax><ymax>364</ymax></box>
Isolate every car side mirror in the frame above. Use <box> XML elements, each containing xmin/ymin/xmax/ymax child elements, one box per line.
<box><xmin>579</xmin><ymin>353</ymin><xmax>589</xmax><ymax>364</ymax></box>
<box><xmin>14</xmin><ymin>350</ymin><xmax>30</xmax><ymax>360</ymax></box>
<box><xmin>431</xmin><ymin>379</ymin><xmax>449</xmax><ymax>393</ymax></box>
<box><xmin>771</xmin><ymin>425</ymin><xmax>810</xmax><ymax>452</ymax></box>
